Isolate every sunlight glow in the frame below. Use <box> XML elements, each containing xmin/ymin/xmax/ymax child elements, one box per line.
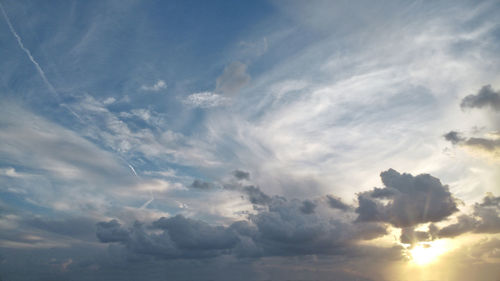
<box><xmin>409</xmin><ymin>240</ymin><xmax>448</xmax><ymax>266</ymax></box>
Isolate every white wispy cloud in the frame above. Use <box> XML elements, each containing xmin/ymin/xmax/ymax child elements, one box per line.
<box><xmin>140</xmin><ymin>80</ymin><xmax>167</xmax><ymax>92</ymax></box>
<box><xmin>183</xmin><ymin>91</ymin><xmax>229</xmax><ymax>108</ymax></box>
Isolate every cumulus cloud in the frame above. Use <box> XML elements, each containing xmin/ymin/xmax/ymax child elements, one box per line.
<box><xmin>97</xmin><ymin>216</ymin><xmax>239</xmax><ymax>259</ymax></box>
<box><xmin>215</xmin><ymin>61</ymin><xmax>250</xmax><ymax>96</ymax></box>
<box><xmin>153</xmin><ymin>215</ymin><xmax>239</xmax><ymax>251</ymax></box>
<box><xmin>356</xmin><ymin>169</ymin><xmax>458</xmax><ymax>228</ymax></box>
<box><xmin>461</xmin><ymin>85</ymin><xmax>500</xmax><ymax>111</ymax></box>
<box><xmin>97</xmin><ymin>199</ymin><xmax>390</xmax><ymax>260</ymax></box>
<box><xmin>96</xmin><ymin>220</ymin><xmax>130</xmax><ymax>243</ymax></box>
<box><xmin>183</xmin><ymin>92</ymin><xmax>228</xmax><ymax>108</ymax></box>
<box><xmin>140</xmin><ymin>80</ymin><xmax>167</xmax><ymax>92</ymax></box>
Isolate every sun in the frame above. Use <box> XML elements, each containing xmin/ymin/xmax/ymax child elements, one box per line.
<box><xmin>409</xmin><ymin>240</ymin><xmax>448</xmax><ymax>266</ymax></box>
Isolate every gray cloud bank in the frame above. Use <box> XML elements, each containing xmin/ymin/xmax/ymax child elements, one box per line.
<box><xmin>96</xmin><ymin>168</ymin><xmax>486</xmax><ymax>261</ymax></box>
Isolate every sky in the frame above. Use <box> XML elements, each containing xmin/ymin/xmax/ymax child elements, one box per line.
<box><xmin>0</xmin><ymin>0</ymin><xmax>500</xmax><ymax>280</ymax></box>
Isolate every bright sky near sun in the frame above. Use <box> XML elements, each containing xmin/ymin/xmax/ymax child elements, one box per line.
<box><xmin>0</xmin><ymin>1</ymin><xmax>500</xmax><ymax>281</ymax></box>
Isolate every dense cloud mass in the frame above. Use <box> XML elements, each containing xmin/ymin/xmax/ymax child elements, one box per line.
<box><xmin>325</xmin><ymin>195</ymin><xmax>352</xmax><ymax>211</ymax></box>
<box><xmin>356</xmin><ymin>169</ymin><xmax>458</xmax><ymax>227</ymax></box>
<box><xmin>461</xmin><ymin>85</ymin><xmax>500</xmax><ymax>111</ymax></box>
<box><xmin>432</xmin><ymin>193</ymin><xmax>500</xmax><ymax>238</ymax></box>
<box><xmin>97</xmin><ymin>190</ymin><xmax>391</xmax><ymax>260</ymax></box>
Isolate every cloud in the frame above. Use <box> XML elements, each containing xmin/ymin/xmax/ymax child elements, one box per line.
<box><xmin>444</xmin><ymin>130</ymin><xmax>500</xmax><ymax>156</ymax></box>
<box><xmin>461</xmin><ymin>85</ymin><xmax>500</xmax><ymax>111</ymax></box>
<box><xmin>444</xmin><ymin>131</ymin><xmax>466</xmax><ymax>144</ymax></box>
<box><xmin>190</xmin><ymin>179</ymin><xmax>215</xmax><ymax>190</ymax></box>
<box><xmin>153</xmin><ymin>215</ymin><xmax>240</xmax><ymax>251</ymax></box>
<box><xmin>188</xmin><ymin>172</ymin><xmax>272</xmax><ymax>205</ymax></box>
<box><xmin>241</xmin><ymin>185</ymin><xmax>273</xmax><ymax>206</ymax></box>
<box><xmin>183</xmin><ymin>92</ymin><xmax>228</xmax><ymax>108</ymax></box>
<box><xmin>399</xmin><ymin>227</ymin><xmax>431</xmax><ymax>245</ymax></box>
<box><xmin>96</xmin><ymin>170</ymin><xmax>401</xmax><ymax>260</ymax></box>
<box><xmin>97</xmin><ymin>216</ymin><xmax>240</xmax><ymax>259</ymax></box>
<box><xmin>215</xmin><ymin>61</ymin><xmax>250</xmax><ymax>96</ymax></box>
<box><xmin>181</xmin><ymin>61</ymin><xmax>249</xmax><ymax>109</ymax></box>
<box><xmin>429</xmin><ymin>193</ymin><xmax>500</xmax><ymax>238</ymax></box>
<box><xmin>325</xmin><ymin>195</ymin><xmax>351</xmax><ymax>211</ymax></box>
<box><xmin>299</xmin><ymin>199</ymin><xmax>316</xmax><ymax>214</ymax></box>
<box><xmin>232</xmin><ymin>169</ymin><xmax>250</xmax><ymax>180</ymax></box>
<box><xmin>96</xmin><ymin>220</ymin><xmax>130</xmax><ymax>243</ymax></box>
<box><xmin>140</xmin><ymin>80</ymin><xmax>167</xmax><ymax>92</ymax></box>
<box><xmin>356</xmin><ymin>169</ymin><xmax>458</xmax><ymax>228</ymax></box>
<box><xmin>97</xmin><ymin>200</ymin><xmax>390</xmax><ymax>260</ymax></box>
<box><xmin>25</xmin><ymin>216</ymin><xmax>97</xmax><ymax>240</ymax></box>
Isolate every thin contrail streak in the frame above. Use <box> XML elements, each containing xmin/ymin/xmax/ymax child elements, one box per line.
<box><xmin>127</xmin><ymin>162</ymin><xmax>155</xmax><ymax>209</ymax></box>
<box><xmin>0</xmin><ymin>2</ymin><xmax>57</xmax><ymax>95</ymax></box>
<box><xmin>128</xmin><ymin>164</ymin><xmax>138</xmax><ymax>177</ymax></box>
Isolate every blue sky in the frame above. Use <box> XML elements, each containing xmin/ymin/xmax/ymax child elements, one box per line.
<box><xmin>1</xmin><ymin>0</ymin><xmax>500</xmax><ymax>280</ymax></box>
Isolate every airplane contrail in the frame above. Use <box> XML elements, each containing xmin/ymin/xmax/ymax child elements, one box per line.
<box><xmin>140</xmin><ymin>196</ymin><xmax>154</xmax><ymax>209</ymax></box>
<box><xmin>127</xmin><ymin>162</ymin><xmax>155</xmax><ymax>209</ymax></box>
<box><xmin>0</xmin><ymin>2</ymin><xmax>57</xmax><ymax>95</ymax></box>
<box><xmin>127</xmin><ymin>164</ymin><xmax>138</xmax><ymax>177</ymax></box>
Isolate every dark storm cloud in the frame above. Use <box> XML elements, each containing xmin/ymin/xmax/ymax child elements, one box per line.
<box><xmin>461</xmin><ymin>85</ymin><xmax>500</xmax><ymax>111</ymax></box>
<box><xmin>325</xmin><ymin>195</ymin><xmax>352</xmax><ymax>211</ymax></box>
<box><xmin>232</xmin><ymin>169</ymin><xmax>250</xmax><ymax>180</ymax></box>
<box><xmin>356</xmin><ymin>169</ymin><xmax>458</xmax><ymax>227</ymax></box>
